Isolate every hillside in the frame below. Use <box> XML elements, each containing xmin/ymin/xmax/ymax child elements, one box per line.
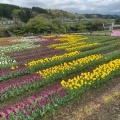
<box><xmin>0</xmin><ymin>3</ymin><xmax>48</xmax><ymax>22</ymax></box>
<box><xmin>0</xmin><ymin>3</ymin><xmax>120</xmax><ymax>23</ymax></box>
<box><xmin>0</xmin><ymin>3</ymin><xmax>120</xmax><ymax>37</ymax></box>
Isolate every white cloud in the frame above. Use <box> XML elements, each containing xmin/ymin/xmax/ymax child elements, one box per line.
<box><xmin>0</xmin><ymin>0</ymin><xmax>120</xmax><ymax>14</ymax></box>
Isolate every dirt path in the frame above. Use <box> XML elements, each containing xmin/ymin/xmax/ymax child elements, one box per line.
<box><xmin>43</xmin><ymin>76</ymin><xmax>120</xmax><ymax>120</ymax></box>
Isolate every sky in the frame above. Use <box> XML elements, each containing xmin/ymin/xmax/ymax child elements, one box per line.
<box><xmin>0</xmin><ymin>0</ymin><xmax>120</xmax><ymax>15</ymax></box>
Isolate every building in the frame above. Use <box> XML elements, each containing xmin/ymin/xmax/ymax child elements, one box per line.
<box><xmin>0</xmin><ymin>20</ymin><xmax>14</xmax><ymax>25</ymax></box>
<box><xmin>103</xmin><ymin>23</ymin><xmax>113</xmax><ymax>30</ymax></box>
<box><xmin>103</xmin><ymin>22</ymin><xmax>120</xmax><ymax>30</ymax></box>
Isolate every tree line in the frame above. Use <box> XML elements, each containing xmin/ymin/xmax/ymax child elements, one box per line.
<box><xmin>13</xmin><ymin>15</ymin><xmax>108</xmax><ymax>35</ymax></box>
<box><xmin>0</xmin><ymin>3</ymin><xmax>120</xmax><ymax>22</ymax></box>
<box><xmin>0</xmin><ymin>4</ymin><xmax>48</xmax><ymax>22</ymax></box>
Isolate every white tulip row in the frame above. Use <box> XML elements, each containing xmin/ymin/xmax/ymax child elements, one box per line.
<box><xmin>0</xmin><ymin>36</ymin><xmax>46</xmax><ymax>65</ymax></box>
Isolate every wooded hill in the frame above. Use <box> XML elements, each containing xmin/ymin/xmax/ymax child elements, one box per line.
<box><xmin>0</xmin><ymin>3</ymin><xmax>120</xmax><ymax>37</ymax></box>
<box><xmin>0</xmin><ymin>3</ymin><xmax>48</xmax><ymax>22</ymax></box>
<box><xmin>0</xmin><ymin>3</ymin><xmax>120</xmax><ymax>23</ymax></box>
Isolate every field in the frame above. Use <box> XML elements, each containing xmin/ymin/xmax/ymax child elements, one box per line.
<box><xmin>0</xmin><ymin>34</ymin><xmax>120</xmax><ymax>120</ymax></box>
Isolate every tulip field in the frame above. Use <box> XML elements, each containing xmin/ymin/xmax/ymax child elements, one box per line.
<box><xmin>0</xmin><ymin>34</ymin><xmax>120</xmax><ymax>120</ymax></box>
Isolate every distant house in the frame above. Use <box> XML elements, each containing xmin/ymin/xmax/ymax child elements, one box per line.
<box><xmin>103</xmin><ymin>23</ymin><xmax>113</xmax><ymax>30</ymax></box>
<box><xmin>62</xmin><ymin>18</ymin><xmax>89</xmax><ymax>22</ymax></box>
<box><xmin>103</xmin><ymin>22</ymin><xmax>120</xmax><ymax>30</ymax></box>
<box><xmin>7</xmin><ymin>21</ymin><xmax>14</xmax><ymax>25</ymax></box>
<box><xmin>113</xmin><ymin>24</ymin><xmax>120</xmax><ymax>28</ymax></box>
<box><xmin>80</xmin><ymin>18</ymin><xmax>88</xmax><ymax>22</ymax></box>
<box><xmin>0</xmin><ymin>20</ymin><xmax>14</xmax><ymax>25</ymax></box>
<box><xmin>62</xmin><ymin>19</ymin><xmax>73</xmax><ymax>22</ymax></box>
<box><xmin>2</xmin><ymin>22</ymin><xmax>6</xmax><ymax>25</ymax></box>
<box><xmin>73</xmin><ymin>18</ymin><xmax>79</xmax><ymax>22</ymax></box>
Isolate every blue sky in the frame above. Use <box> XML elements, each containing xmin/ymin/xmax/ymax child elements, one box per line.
<box><xmin>0</xmin><ymin>0</ymin><xmax>120</xmax><ymax>15</ymax></box>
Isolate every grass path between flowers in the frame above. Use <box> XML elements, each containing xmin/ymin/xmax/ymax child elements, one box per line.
<box><xmin>42</xmin><ymin>76</ymin><xmax>120</xmax><ymax>120</ymax></box>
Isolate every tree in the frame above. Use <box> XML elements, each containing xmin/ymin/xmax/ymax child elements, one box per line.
<box><xmin>77</xmin><ymin>23</ymin><xmax>86</xmax><ymax>32</ymax></box>
<box><xmin>32</xmin><ymin>7</ymin><xmax>48</xmax><ymax>14</ymax></box>
<box><xmin>115</xmin><ymin>19</ymin><xmax>120</xmax><ymax>24</ymax></box>
<box><xmin>24</xmin><ymin>8</ymin><xmax>32</xmax><ymax>22</ymax></box>
<box><xmin>0</xmin><ymin>4</ymin><xmax>20</xmax><ymax>18</ymax></box>
<box><xmin>25</xmin><ymin>15</ymin><xmax>51</xmax><ymax>34</ymax></box>
<box><xmin>12</xmin><ymin>9</ymin><xmax>21</xmax><ymax>28</ymax></box>
<box><xmin>85</xmin><ymin>19</ymin><xmax>104</xmax><ymax>31</ymax></box>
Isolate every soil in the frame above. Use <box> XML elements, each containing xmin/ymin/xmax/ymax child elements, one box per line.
<box><xmin>42</xmin><ymin>76</ymin><xmax>120</xmax><ymax>120</ymax></box>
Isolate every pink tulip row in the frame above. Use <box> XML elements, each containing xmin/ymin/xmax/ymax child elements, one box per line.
<box><xmin>37</xmin><ymin>39</ymin><xmax>63</xmax><ymax>47</ymax></box>
<box><xmin>0</xmin><ymin>85</ymin><xmax>68</xmax><ymax>119</ymax></box>
<box><xmin>0</xmin><ymin>74</ymin><xmax>43</xmax><ymax>97</ymax></box>
<box><xmin>0</xmin><ymin>66</ymin><xmax>27</xmax><ymax>77</ymax></box>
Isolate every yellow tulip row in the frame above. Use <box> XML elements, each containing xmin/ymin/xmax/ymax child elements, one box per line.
<box><xmin>36</xmin><ymin>54</ymin><xmax>103</xmax><ymax>79</ymax></box>
<box><xmin>47</xmin><ymin>35</ymin><xmax>99</xmax><ymax>52</ymax></box>
<box><xmin>65</xmin><ymin>42</ymin><xmax>100</xmax><ymax>51</ymax></box>
<box><xmin>42</xmin><ymin>34</ymin><xmax>83</xmax><ymax>41</ymax></box>
<box><xmin>61</xmin><ymin>59</ymin><xmax>120</xmax><ymax>90</ymax></box>
<box><xmin>42</xmin><ymin>35</ymin><xmax>55</xmax><ymax>38</ymax></box>
<box><xmin>48</xmin><ymin>35</ymin><xmax>88</xmax><ymax>48</ymax></box>
<box><xmin>55</xmin><ymin>35</ymin><xmax>88</xmax><ymax>42</ymax></box>
<box><xmin>49</xmin><ymin>41</ymin><xmax>100</xmax><ymax>52</ymax></box>
<box><xmin>49</xmin><ymin>42</ymin><xmax>86</xmax><ymax>50</ymax></box>
<box><xmin>25</xmin><ymin>51</ymin><xmax>81</xmax><ymax>67</ymax></box>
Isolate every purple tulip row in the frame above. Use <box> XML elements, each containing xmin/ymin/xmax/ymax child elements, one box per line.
<box><xmin>6</xmin><ymin>47</ymin><xmax>42</xmax><ymax>56</ymax></box>
<box><xmin>28</xmin><ymin>36</ymin><xmax>42</xmax><ymax>39</ymax></box>
<box><xmin>6</xmin><ymin>48</ymin><xmax>55</xmax><ymax>58</ymax></box>
<box><xmin>37</xmin><ymin>39</ymin><xmax>63</xmax><ymax>47</ymax></box>
<box><xmin>0</xmin><ymin>48</ymin><xmax>67</xmax><ymax>77</ymax></box>
<box><xmin>0</xmin><ymin>66</ymin><xmax>27</xmax><ymax>77</ymax></box>
<box><xmin>0</xmin><ymin>85</ymin><xmax>68</xmax><ymax>119</ymax></box>
<box><xmin>35</xmin><ymin>36</ymin><xmax>42</xmax><ymax>39</ymax></box>
<box><xmin>0</xmin><ymin>74</ymin><xmax>42</xmax><ymax>96</ymax></box>
<box><xmin>10</xmin><ymin>49</ymin><xmax>65</xmax><ymax>60</ymax></box>
<box><xmin>15</xmin><ymin>49</ymin><xmax>66</xmax><ymax>63</ymax></box>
